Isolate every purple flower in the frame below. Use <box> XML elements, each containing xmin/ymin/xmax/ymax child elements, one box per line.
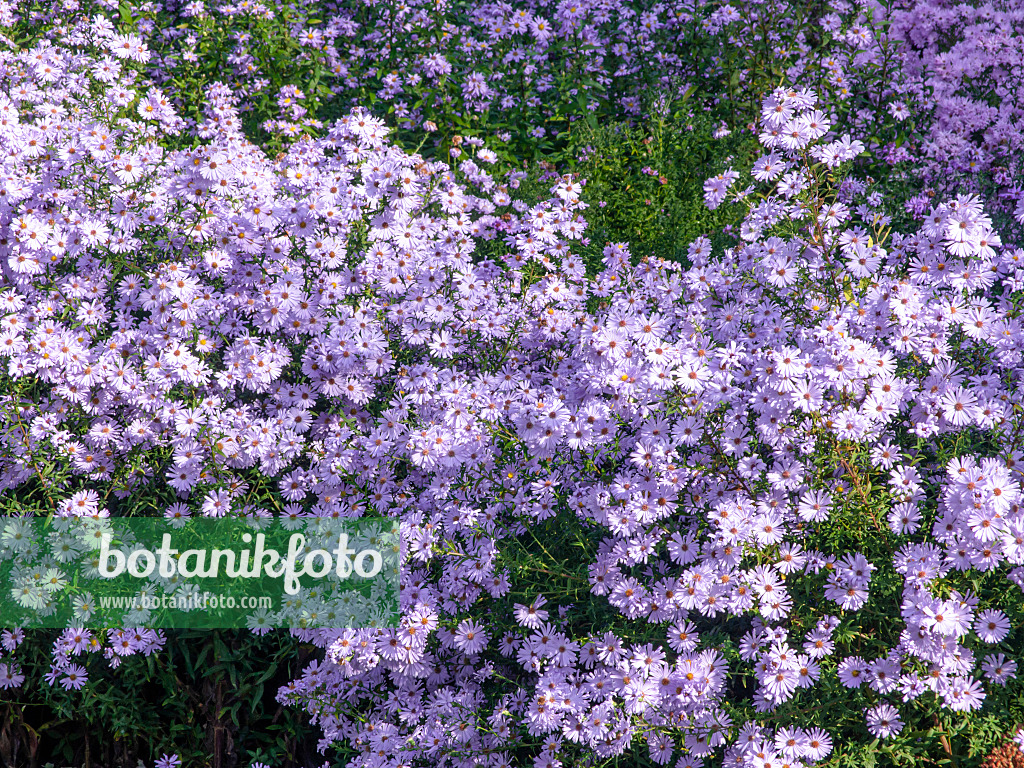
<box><xmin>60</xmin><ymin>664</ymin><xmax>88</xmax><ymax>690</ymax></box>
<box><xmin>974</xmin><ymin>609</ymin><xmax>1011</xmax><ymax>643</ymax></box>
<box><xmin>453</xmin><ymin>619</ymin><xmax>489</xmax><ymax>655</ymax></box>
<box><xmin>865</xmin><ymin>703</ymin><xmax>903</xmax><ymax>739</ymax></box>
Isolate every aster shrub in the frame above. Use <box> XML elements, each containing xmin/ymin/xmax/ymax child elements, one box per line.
<box><xmin>13</xmin><ymin>0</ymin><xmax>704</xmax><ymax>162</ymax></box>
<box><xmin>2</xmin><ymin>0</ymin><xmax>1024</xmax><ymax>767</ymax></box>
<box><xmin>269</xmin><ymin>83</ymin><xmax>1024</xmax><ymax>768</ymax></box>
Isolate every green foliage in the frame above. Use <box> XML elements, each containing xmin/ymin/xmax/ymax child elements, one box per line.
<box><xmin>565</xmin><ymin>108</ymin><xmax>756</xmax><ymax>264</ymax></box>
<box><xmin>0</xmin><ymin>630</ymin><xmax>327</xmax><ymax>767</ymax></box>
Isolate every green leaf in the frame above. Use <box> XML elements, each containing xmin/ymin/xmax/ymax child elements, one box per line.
<box><xmin>214</xmin><ymin>633</ymin><xmax>230</xmax><ymax>661</ymax></box>
<box><xmin>249</xmin><ymin>683</ymin><xmax>265</xmax><ymax>713</ymax></box>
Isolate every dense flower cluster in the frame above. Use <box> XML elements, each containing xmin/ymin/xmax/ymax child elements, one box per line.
<box><xmin>261</xmin><ymin>80</ymin><xmax>1024</xmax><ymax>766</ymax></box>
<box><xmin>146</xmin><ymin>0</ymin><xmax>697</xmax><ymax>142</ymax></box>
<box><xmin>887</xmin><ymin>1</ymin><xmax>1024</xmax><ymax>222</ymax></box>
<box><xmin>1</xmin><ymin>0</ymin><xmax>1024</xmax><ymax>766</ymax></box>
<box><xmin>11</xmin><ymin>0</ymin><xmax>1023</xmax><ymax>231</ymax></box>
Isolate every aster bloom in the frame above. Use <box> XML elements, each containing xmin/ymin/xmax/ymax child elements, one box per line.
<box><xmin>1</xmin><ymin>629</ymin><xmax>24</xmax><ymax>652</ymax></box>
<box><xmin>837</xmin><ymin>657</ymin><xmax>868</xmax><ymax>688</ymax></box>
<box><xmin>0</xmin><ymin>663</ymin><xmax>24</xmax><ymax>689</ymax></box>
<box><xmin>797</xmin><ymin>490</ymin><xmax>831</xmax><ymax>522</ymax></box>
<box><xmin>63</xmin><ymin>489</ymin><xmax>100</xmax><ymax>517</ymax></box>
<box><xmin>514</xmin><ymin>596</ymin><xmax>550</xmax><ymax>630</ymax></box>
<box><xmin>59</xmin><ymin>664</ymin><xmax>88</xmax><ymax>690</ymax></box>
<box><xmin>940</xmin><ymin>386</ymin><xmax>978</xmax><ymax>427</ymax></box>
<box><xmin>981</xmin><ymin>654</ymin><xmax>1017</xmax><ymax>685</ymax></box>
<box><xmin>887</xmin><ymin>503</ymin><xmax>921</xmax><ymax>535</ymax></box>
<box><xmin>703</xmin><ymin>169</ymin><xmax>739</xmax><ymax>210</ymax></box>
<box><xmin>943</xmin><ymin>677</ymin><xmax>986</xmax><ymax>712</ymax></box>
<box><xmin>974</xmin><ymin>609</ymin><xmax>1010</xmax><ymax>643</ymax></box>
<box><xmin>865</xmin><ymin>703</ymin><xmax>903</xmax><ymax>739</ymax></box>
<box><xmin>751</xmin><ymin>154</ymin><xmax>788</xmax><ymax>182</ymax></box>
<box><xmin>61</xmin><ymin>628</ymin><xmax>92</xmax><ymax>655</ymax></box>
<box><xmin>107</xmin><ymin>33</ymin><xmax>150</xmax><ymax>62</ymax></box>
<box><xmin>453</xmin><ymin>619</ymin><xmax>489</xmax><ymax>654</ymax></box>
<box><xmin>775</xmin><ymin>726</ymin><xmax>808</xmax><ymax>758</ymax></box>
